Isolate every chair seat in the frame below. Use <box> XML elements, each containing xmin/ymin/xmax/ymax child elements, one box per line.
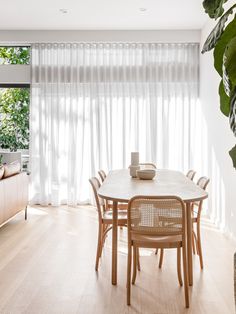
<box><xmin>131</xmin><ymin>233</ymin><xmax>182</xmax><ymax>249</ymax></box>
<box><xmin>106</xmin><ymin>202</ymin><xmax>128</xmax><ymax>210</ymax></box>
<box><xmin>102</xmin><ymin>210</ymin><xmax>127</xmax><ymax>224</ymax></box>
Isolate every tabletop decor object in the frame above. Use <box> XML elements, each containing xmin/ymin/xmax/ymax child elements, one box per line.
<box><xmin>129</xmin><ymin>152</ymin><xmax>140</xmax><ymax>178</ymax></box>
<box><xmin>136</xmin><ymin>169</ymin><xmax>156</xmax><ymax>180</ymax></box>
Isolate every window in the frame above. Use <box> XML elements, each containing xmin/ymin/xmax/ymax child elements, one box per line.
<box><xmin>0</xmin><ymin>87</ymin><xmax>30</xmax><ymax>150</ymax></box>
<box><xmin>0</xmin><ymin>47</ymin><xmax>30</xmax><ymax>65</ymax></box>
<box><xmin>0</xmin><ymin>46</ymin><xmax>30</xmax><ymax>170</ymax></box>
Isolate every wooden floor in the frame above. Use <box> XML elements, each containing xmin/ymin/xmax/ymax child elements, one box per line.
<box><xmin>0</xmin><ymin>205</ymin><xmax>235</xmax><ymax>314</ymax></box>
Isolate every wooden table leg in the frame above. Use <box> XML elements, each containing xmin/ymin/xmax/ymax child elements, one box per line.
<box><xmin>186</xmin><ymin>202</ymin><xmax>193</xmax><ymax>286</ymax></box>
<box><xmin>112</xmin><ymin>201</ymin><xmax>118</xmax><ymax>285</ymax></box>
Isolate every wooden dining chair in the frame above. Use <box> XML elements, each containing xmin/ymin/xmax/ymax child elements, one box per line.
<box><xmin>186</xmin><ymin>170</ymin><xmax>196</xmax><ymax>181</ymax></box>
<box><xmin>126</xmin><ymin>195</ymin><xmax>189</xmax><ymax>308</ymax></box>
<box><xmin>191</xmin><ymin>176</ymin><xmax>210</xmax><ymax>269</ymax></box>
<box><xmin>98</xmin><ymin>170</ymin><xmax>107</xmax><ymax>182</ymax></box>
<box><xmin>89</xmin><ymin>177</ymin><xmax>127</xmax><ymax>271</ymax></box>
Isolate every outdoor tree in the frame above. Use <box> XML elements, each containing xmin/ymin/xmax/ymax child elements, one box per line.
<box><xmin>0</xmin><ymin>47</ymin><xmax>30</xmax><ymax>65</ymax></box>
<box><xmin>0</xmin><ymin>46</ymin><xmax>30</xmax><ymax>151</ymax></box>
<box><xmin>0</xmin><ymin>88</ymin><xmax>29</xmax><ymax>150</ymax></box>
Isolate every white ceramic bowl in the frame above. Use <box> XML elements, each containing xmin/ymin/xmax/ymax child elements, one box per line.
<box><xmin>136</xmin><ymin>169</ymin><xmax>156</xmax><ymax>180</ymax></box>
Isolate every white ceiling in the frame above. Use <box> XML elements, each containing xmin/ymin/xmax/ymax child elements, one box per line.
<box><xmin>0</xmin><ymin>0</ymin><xmax>207</xmax><ymax>30</ymax></box>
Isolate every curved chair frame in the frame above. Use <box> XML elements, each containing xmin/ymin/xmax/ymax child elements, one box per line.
<box><xmin>191</xmin><ymin>176</ymin><xmax>210</xmax><ymax>269</ymax></box>
<box><xmin>89</xmin><ymin>177</ymin><xmax>127</xmax><ymax>271</ymax></box>
<box><xmin>126</xmin><ymin>195</ymin><xmax>189</xmax><ymax>308</ymax></box>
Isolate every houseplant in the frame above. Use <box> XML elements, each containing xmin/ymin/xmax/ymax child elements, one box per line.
<box><xmin>202</xmin><ymin>0</ymin><xmax>236</xmax><ymax>168</ymax></box>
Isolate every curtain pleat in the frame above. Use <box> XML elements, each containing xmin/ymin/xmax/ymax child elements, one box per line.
<box><xmin>30</xmin><ymin>42</ymin><xmax>200</xmax><ymax>206</ymax></box>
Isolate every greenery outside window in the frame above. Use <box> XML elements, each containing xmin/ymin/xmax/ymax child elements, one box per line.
<box><xmin>0</xmin><ymin>87</ymin><xmax>30</xmax><ymax>150</ymax></box>
<box><xmin>0</xmin><ymin>46</ymin><xmax>30</xmax><ymax>152</ymax></box>
<box><xmin>0</xmin><ymin>47</ymin><xmax>30</xmax><ymax>65</ymax></box>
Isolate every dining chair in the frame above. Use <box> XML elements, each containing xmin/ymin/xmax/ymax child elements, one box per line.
<box><xmin>191</xmin><ymin>176</ymin><xmax>210</xmax><ymax>269</ymax></box>
<box><xmin>89</xmin><ymin>177</ymin><xmax>127</xmax><ymax>271</ymax></box>
<box><xmin>98</xmin><ymin>170</ymin><xmax>107</xmax><ymax>182</ymax></box>
<box><xmin>98</xmin><ymin>169</ymin><xmax>127</xmax><ymax>210</ymax></box>
<box><xmin>126</xmin><ymin>195</ymin><xmax>189</xmax><ymax>308</ymax></box>
<box><xmin>139</xmin><ymin>163</ymin><xmax>157</xmax><ymax>169</ymax></box>
<box><xmin>186</xmin><ymin>170</ymin><xmax>196</xmax><ymax>181</ymax></box>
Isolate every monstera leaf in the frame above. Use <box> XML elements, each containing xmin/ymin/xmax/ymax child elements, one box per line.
<box><xmin>203</xmin><ymin>0</ymin><xmax>227</xmax><ymax>19</ymax></box>
<box><xmin>223</xmin><ymin>37</ymin><xmax>236</xmax><ymax>96</ymax></box>
<box><xmin>219</xmin><ymin>80</ymin><xmax>231</xmax><ymax>116</ymax></box>
<box><xmin>214</xmin><ymin>18</ymin><xmax>236</xmax><ymax>76</ymax></box>
<box><xmin>229</xmin><ymin>144</ymin><xmax>236</xmax><ymax>168</ymax></box>
<box><xmin>202</xmin><ymin>4</ymin><xmax>236</xmax><ymax>53</ymax></box>
<box><xmin>229</xmin><ymin>89</ymin><xmax>236</xmax><ymax>136</ymax></box>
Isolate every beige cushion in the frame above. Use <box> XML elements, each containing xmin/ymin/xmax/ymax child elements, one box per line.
<box><xmin>0</xmin><ymin>166</ymin><xmax>4</xmax><ymax>180</ymax></box>
<box><xmin>3</xmin><ymin>161</ymin><xmax>21</xmax><ymax>178</ymax></box>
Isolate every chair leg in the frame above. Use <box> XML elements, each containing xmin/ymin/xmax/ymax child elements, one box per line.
<box><xmin>137</xmin><ymin>247</ymin><xmax>141</xmax><ymax>271</ymax></box>
<box><xmin>192</xmin><ymin>231</ymin><xmax>196</xmax><ymax>255</ymax></box>
<box><xmin>95</xmin><ymin>224</ymin><xmax>102</xmax><ymax>271</ymax></box>
<box><xmin>155</xmin><ymin>248</ymin><xmax>158</xmax><ymax>255</ymax></box>
<box><xmin>25</xmin><ymin>206</ymin><xmax>28</xmax><ymax>220</ymax></box>
<box><xmin>127</xmin><ymin>242</ymin><xmax>132</xmax><ymax>305</ymax></box>
<box><xmin>182</xmin><ymin>246</ymin><xmax>189</xmax><ymax>308</ymax></box>
<box><xmin>197</xmin><ymin>220</ymin><xmax>204</xmax><ymax>269</ymax></box>
<box><xmin>132</xmin><ymin>247</ymin><xmax>137</xmax><ymax>284</ymax></box>
<box><xmin>193</xmin><ymin>230</ymin><xmax>199</xmax><ymax>255</ymax></box>
<box><xmin>159</xmin><ymin>249</ymin><xmax>164</xmax><ymax>268</ymax></box>
<box><xmin>99</xmin><ymin>225</ymin><xmax>104</xmax><ymax>257</ymax></box>
<box><xmin>177</xmin><ymin>247</ymin><xmax>183</xmax><ymax>286</ymax></box>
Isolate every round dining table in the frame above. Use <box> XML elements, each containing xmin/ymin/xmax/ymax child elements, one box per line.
<box><xmin>98</xmin><ymin>169</ymin><xmax>208</xmax><ymax>286</ymax></box>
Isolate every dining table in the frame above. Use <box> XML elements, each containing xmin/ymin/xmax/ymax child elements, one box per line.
<box><xmin>98</xmin><ymin>169</ymin><xmax>208</xmax><ymax>286</ymax></box>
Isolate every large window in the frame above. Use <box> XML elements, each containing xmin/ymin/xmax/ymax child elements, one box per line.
<box><xmin>0</xmin><ymin>87</ymin><xmax>30</xmax><ymax>150</ymax></box>
<box><xmin>0</xmin><ymin>47</ymin><xmax>30</xmax><ymax>65</ymax></box>
<box><xmin>0</xmin><ymin>46</ymin><xmax>30</xmax><ymax>151</ymax></box>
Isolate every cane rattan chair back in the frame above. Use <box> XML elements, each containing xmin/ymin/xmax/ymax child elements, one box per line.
<box><xmin>128</xmin><ymin>196</ymin><xmax>185</xmax><ymax>237</ymax></box>
<box><xmin>98</xmin><ymin>170</ymin><xmax>107</xmax><ymax>182</ymax></box>
<box><xmin>186</xmin><ymin>170</ymin><xmax>196</xmax><ymax>181</ymax></box>
<box><xmin>197</xmin><ymin>176</ymin><xmax>210</xmax><ymax>190</ymax></box>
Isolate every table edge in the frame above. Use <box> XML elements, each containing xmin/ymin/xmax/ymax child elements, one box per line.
<box><xmin>97</xmin><ymin>192</ymin><xmax>208</xmax><ymax>203</ymax></box>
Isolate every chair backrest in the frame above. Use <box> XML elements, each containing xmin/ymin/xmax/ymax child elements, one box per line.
<box><xmin>127</xmin><ymin>195</ymin><xmax>186</xmax><ymax>237</ymax></box>
<box><xmin>186</xmin><ymin>170</ymin><xmax>196</xmax><ymax>181</ymax></box>
<box><xmin>98</xmin><ymin>170</ymin><xmax>107</xmax><ymax>182</ymax></box>
<box><xmin>89</xmin><ymin>177</ymin><xmax>105</xmax><ymax>220</ymax></box>
<box><xmin>139</xmin><ymin>163</ymin><xmax>157</xmax><ymax>170</ymax></box>
<box><xmin>197</xmin><ymin>176</ymin><xmax>210</xmax><ymax>190</ymax></box>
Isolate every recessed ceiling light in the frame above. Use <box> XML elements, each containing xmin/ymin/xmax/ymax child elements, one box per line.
<box><xmin>59</xmin><ymin>8</ymin><xmax>68</xmax><ymax>14</ymax></box>
<box><xmin>139</xmin><ymin>8</ymin><xmax>147</xmax><ymax>12</ymax></box>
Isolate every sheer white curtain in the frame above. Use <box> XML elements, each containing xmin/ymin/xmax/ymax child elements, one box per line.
<box><xmin>30</xmin><ymin>42</ymin><xmax>200</xmax><ymax>206</ymax></box>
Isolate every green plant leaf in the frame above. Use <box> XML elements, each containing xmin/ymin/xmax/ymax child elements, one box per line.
<box><xmin>223</xmin><ymin>37</ymin><xmax>236</xmax><ymax>96</ymax></box>
<box><xmin>229</xmin><ymin>144</ymin><xmax>236</xmax><ymax>168</ymax></box>
<box><xmin>214</xmin><ymin>18</ymin><xmax>236</xmax><ymax>76</ymax></box>
<box><xmin>203</xmin><ymin>0</ymin><xmax>227</xmax><ymax>19</ymax></box>
<box><xmin>219</xmin><ymin>80</ymin><xmax>230</xmax><ymax>116</ymax></box>
<box><xmin>229</xmin><ymin>88</ymin><xmax>236</xmax><ymax>136</ymax></box>
<box><xmin>201</xmin><ymin>4</ymin><xmax>236</xmax><ymax>53</ymax></box>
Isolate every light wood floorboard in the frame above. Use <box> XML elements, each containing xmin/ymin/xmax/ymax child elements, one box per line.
<box><xmin>0</xmin><ymin>205</ymin><xmax>235</xmax><ymax>314</ymax></box>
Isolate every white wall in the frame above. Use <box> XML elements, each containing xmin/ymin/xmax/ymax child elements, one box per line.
<box><xmin>0</xmin><ymin>30</ymin><xmax>200</xmax><ymax>44</ymax></box>
<box><xmin>200</xmin><ymin>20</ymin><xmax>236</xmax><ymax>238</ymax></box>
